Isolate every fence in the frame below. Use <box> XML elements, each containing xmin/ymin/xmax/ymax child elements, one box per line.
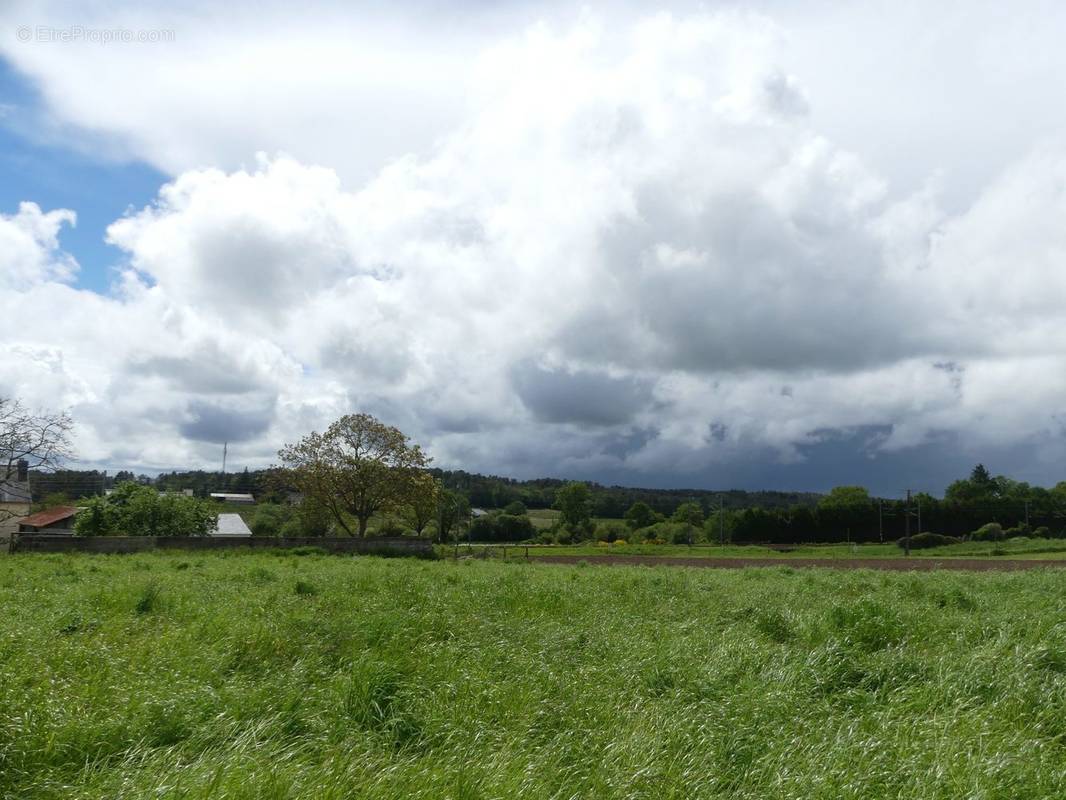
<box><xmin>9</xmin><ymin>535</ymin><xmax>434</xmax><ymax>557</ymax></box>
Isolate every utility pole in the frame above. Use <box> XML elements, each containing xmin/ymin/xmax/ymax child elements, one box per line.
<box><xmin>718</xmin><ymin>494</ymin><xmax>725</xmax><ymax>546</ymax></box>
<box><xmin>917</xmin><ymin>495</ymin><xmax>922</xmax><ymax>535</ymax></box>
<box><xmin>904</xmin><ymin>489</ymin><xmax>912</xmax><ymax>557</ymax></box>
<box><xmin>221</xmin><ymin>442</ymin><xmax>228</xmax><ymax>474</ymax></box>
<box><xmin>1024</xmin><ymin>500</ymin><xmax>1030</xmax><ymax>529</ymax></box>
<box><xmin>878</xmin><ymin>499</ymin><xmax>884</xmax><ymax>543</ymax></box>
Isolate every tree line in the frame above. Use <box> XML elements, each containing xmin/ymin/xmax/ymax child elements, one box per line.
<box><xmin>9</xmin><ymin>393</ymin><xmax>1066</xmax><ymax>544</ymax></box>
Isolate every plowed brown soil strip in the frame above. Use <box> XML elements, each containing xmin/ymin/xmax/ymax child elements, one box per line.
<box><xmin>527</xmin><ymin>555</ymin><xmax>1066</xmax><ymax>571</ymax></box>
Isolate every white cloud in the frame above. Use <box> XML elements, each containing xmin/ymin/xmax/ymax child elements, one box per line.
<box><xmin>3</xmin><ymin>4</ymin><xmax>1066</xmax><ymax>490</ymax></box>
<box><xmin>0</xmin><ymin>202</ymin><xmax>78</xmax><ymax>288</ymax></box>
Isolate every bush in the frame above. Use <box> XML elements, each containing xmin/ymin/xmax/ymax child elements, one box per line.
<box><xmin>279</xmin><ymin>516</ymin><xmax>305</xmax><ymax>538</ymax></box>
<box><xmin>467</xmin><ymin>516</ymin><xmax>498</xmax><ymax>542</ymax></box>
<box><xmin>1004</xmin><ymin>525</ymin><xmax>1030</xmax><ymax>539</ymax></box>
<box><xmin>74</xmin><ymin>497</ymin><xmax>117</xmax><ymax>537</ymax></box>
<box><xmin>494</xmin><ymin>514</ymin><xmax>536</xmax><ymax>542</ymax></box>
<box><xmin>465</xmin><ymin>514</ymin><xmax>535</xmax><ymax>542</ymax></box>
<box><xmin>899</xmin><ymin>532</ymin><xmax>961</xmax><ymax>550</ymax></box>
<box><xmin>971</xmin><ymin>523</ymin><xmax>1004</xmax><ymax>542</ymax></box>
<box><xmin>251</xmin><ymin>504</ymin><xmax>290</xmax><ymax>537</ymax></box>
<box><xmin>596</xmin><ymin>521</ymin><xmax>630</xmax><ymax>543</ymax></box>
<box><xmin>503</xmin><ymin>501</ymin><xmax>528</xmax><ymax>516</ymax></box>
<box><xmin>1033</xmin><ymin>526</ymin><xmax>1051</xmax><ymax>539</ymax></box>
<box><xmin>637</xmin><ymin>521</ymin><xmax>699</xmax><ymax>544</ymax></box>
<box><xmin>74</xmin><ymin>484</ymin><xmax>217</xmax><ymax>537</ymax></box>
<box><xmin>376</xmin><ymin>517</ymin><xmax>411</xmax><ymax>537</ymax></box>
<box><xmin>665</xmin><ymin>522</ymin><xmax>700</xmax><ymax>545</ymax></box>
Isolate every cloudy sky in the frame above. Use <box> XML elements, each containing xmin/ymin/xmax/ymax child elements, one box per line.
<box><xmin>2</xmin><ymin>0</ymin><xmax>1066</xmax><ymax>496</ymax></box>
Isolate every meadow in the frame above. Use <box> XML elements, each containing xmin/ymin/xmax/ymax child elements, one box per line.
<box><xmin>460</xmin><ymin>537</ymin><xmax>1066</xmax><ymax>561</ymax></box>
<box><xmin>2</xmin><ymin>552</ymin><xmax>1065</xmax><ymax>799</ymax></box>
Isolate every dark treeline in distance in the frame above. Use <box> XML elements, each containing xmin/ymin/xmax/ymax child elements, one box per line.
<box><xmin>428</xmin><ymin>469</ymin><xmax>821</xmax><ymax>517</ymax></box>
<box><xmin>29</xmin><ymin>463</ymin><xmax>1066</xmax><ymax>544</ymax></box>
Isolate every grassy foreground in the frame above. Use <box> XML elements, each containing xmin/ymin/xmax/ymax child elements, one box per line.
<box><xmin>2</xmin><ymin>553</ymin><xmax>1066</xmax><ymax>798</ymax></box>
<box><xmin>468</xmin><ymin>538</ymin><xmax>1066</xmax><ymax>560</ymax></box>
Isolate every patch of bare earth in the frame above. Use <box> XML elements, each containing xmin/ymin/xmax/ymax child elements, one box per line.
<box><xmin>528</xmin><ymin>555</ymin><xmax>1066</xmax><ymax>571</ymax></box>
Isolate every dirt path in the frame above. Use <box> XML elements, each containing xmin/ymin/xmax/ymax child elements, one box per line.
<box><xmin>526</xmin><ymin>555</ymin><xmax>1066</xmax><ymax>572</ymax></box>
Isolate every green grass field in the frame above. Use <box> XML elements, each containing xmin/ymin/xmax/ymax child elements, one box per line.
<box><xmin>460</xmin><ymin>538</ymin><xmax>1066</xmax><ymax>561</ymax></box>
<box><xmin>2</xmin><ymin>552</ymin><xmax>1066</xmax><ymax>798</ymax></box>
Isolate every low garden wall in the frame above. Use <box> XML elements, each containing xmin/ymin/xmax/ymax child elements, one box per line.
<box><xmin>10</xmin><ymin>535</ymin><xmax>433</xmax><ymax>557</ymax></box>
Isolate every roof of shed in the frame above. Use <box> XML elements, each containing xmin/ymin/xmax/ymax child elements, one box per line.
<box><xmin>19</xmin><ymin>506</ymin><xmax>78</xmax><ymax>527</ymax></box>
<box><xmin>212</xmin><ymin>513</ymin><xmax>252</xmax><ymax>536</ymax></box>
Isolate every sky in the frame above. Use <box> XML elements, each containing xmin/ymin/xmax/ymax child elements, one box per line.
<box><xmin>2</xmin><ymin>0</ymin><xmax>1066</xmax><ymax>497</ymax></box>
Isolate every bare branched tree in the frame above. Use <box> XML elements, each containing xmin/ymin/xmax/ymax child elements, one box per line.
<box><xmin>0</xmin><ymin>397</ymin><xmax>75</xmax><ymax>528</ymax></box>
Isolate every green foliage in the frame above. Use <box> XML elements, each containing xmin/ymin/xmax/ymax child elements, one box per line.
<box><xmin>972</xmin><ymin>522</ymin><xmax>1005</xmax><ymax>542</ymax></box>
<box><xmin>73</xmin><ymin>497</ymin><xmax>117</xmax><ymax>537</ymax></box>
<box><xmin>900</xmin><ymin>532</ymin><xmax>961</xmax><ymax>549</ymax></box>
<box><xmin>74</xmin><ymin>484</ymin><xmax>217</xmax><ymax>537</ymax></box>
<box><xmin>2</xmin><ymin>553</ymin><xmax>1065</xmax><ymax>798</ymax></box>
<box><xmin>436</xmin><ymin>489</ymin><xmax>470</xmax><ymax>544</ymax></box>
<box><xmin>670</xmin><ymin>501</ymin><xmax>704</xmax><ymax>527</ymax></box>
<box><xmin>467</xmin><ymin>516</ymin><xmax>496</xmax><ymax>541</ymax></box>
<box><xmin>37</xmin><ymin>491</ymin><xmax>73</xmax><ymax>511</ymax></box>
<box><xmin>818</xmin><ymin>486</ymin><xmax>872</xmax><ymax>512</ymax></box>
<box><xmin>375</xmin><ymin>517</ymin><xmax>411</xmax><ymax>537</ymax></box>
<box><xmin>502</xmin><ymin>500</ymin><xmax>528</xmax><ymax>516</ymax></box>
<box><xmin>638</xmin><ymin>521</ymin><xmax>700</xmax><ymax>544</ymax></box>
<box><xmin>494</xmin><ymin>514</ymin><xmax>535</xmax><ymax>542</ymax></box>
<box><xmin>250</xmin><ymin>503</ymin><xmax>290</xmax><ymax>537</ymax></box>
<box><xmin>624</xmin><ymin>501</ymin><xmax>660</xmax><ymax>529</ymax></box>
<box><xmin>553</xmin><ymin>482</ymin><xmax>592</xmax><ymax>527</ymax></box>
<box><xmin>279</xmin><ymin>412</ymin><xmax>430</xmax><ymax>537</ymax></box>
<box><xmin>467</xmin><ymin>513</ymin><xmax>535</xmax><ymax>542</ymax></box>
<box><xmin>134</xmin><ymin>582</ymin><xmax>161</xmax><ymax>615</ymax></box>
<box><xmin>596</xmin><ymin>520</ymin><xmax>630</xmax><ymax>543</ymax></box>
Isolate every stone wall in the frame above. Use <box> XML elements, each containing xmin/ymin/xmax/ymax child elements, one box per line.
<box><xmin>11</xmin><ymin>534</ymin><xmax>434</xmax><ymax>557</ymax></box>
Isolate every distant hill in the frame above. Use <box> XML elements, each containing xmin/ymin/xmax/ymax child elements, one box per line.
<box><xmin>431</xmin><ymin>468</ymin><xmax>822</xmax><ymax>517</ymax></box>
<box><xmin>37</xmin><ymin>466</ymin><xmax>822</xmax><ymax>518</ymax></box>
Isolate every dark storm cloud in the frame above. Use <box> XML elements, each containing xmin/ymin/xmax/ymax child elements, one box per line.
<box><xmin>179</xmin><ymin>400</ymin><xmax>274</xmax><ymax>444</ymax></box>
<box><xmin>511</xmin><ymin>362</ymin><xmax>654</xmax><ymax>426</ymax></box>
<box><xmin>128</xmin><ymin>354</ymin><xmax>266</xmax><ymax>395</ymax></box>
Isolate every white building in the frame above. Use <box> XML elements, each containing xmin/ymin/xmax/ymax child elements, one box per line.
<box><xmin>209</xmin><ymin>492</ymin><xmax>255</xmax><ymax>504</ymax></box>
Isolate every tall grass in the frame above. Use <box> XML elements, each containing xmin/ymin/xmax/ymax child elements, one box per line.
<box><xmin>1</xmin><ymin>552</ymin><xmax>1065</xmax><ymax>798</ymax></box>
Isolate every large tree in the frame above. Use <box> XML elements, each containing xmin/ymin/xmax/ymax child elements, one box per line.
<box><xmin>278</xmin><ymin>413</ymin><xmax>430</xmax><ymax>536</ymax></box>
<box><xmin>624</xmin><ymin>501</ymin><xmax>659</xmax><ymax>530</ymax></box>
<box><xmin>553</xmin><ymin>481</ymin><xmax>592</xmax><ymax>527</ymax></box>
<box><xmin>404</xmin><ymin>472</ymin><xmax>440</xmax><ymax>536</ymax></box>
<box><xmin>1</xmin><ymin>397</ymin><xmax>74</xmax><ymax>527</ymax></box>
<box><xmin>435</xmin><ymin>487</ymin><xmax>470</xmax><ymax>544</ymax></box>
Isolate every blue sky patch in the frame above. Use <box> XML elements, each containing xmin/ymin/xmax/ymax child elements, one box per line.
<box><xmin>0</xmin><ymin>59</ymin><xmax>166</xmax><ymax>294</ymax></box>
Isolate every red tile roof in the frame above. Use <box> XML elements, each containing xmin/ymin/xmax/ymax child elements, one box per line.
<box><xmin>19</xmin><ymin>506</ymin><xmax>79</xmax><ymax>528</ymax></box>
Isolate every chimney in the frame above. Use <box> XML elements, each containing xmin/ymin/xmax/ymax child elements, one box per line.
<box><xmin>17</xmin><ymin>459</ymin><xmax>28</xmax><ymax>482</ymax></box>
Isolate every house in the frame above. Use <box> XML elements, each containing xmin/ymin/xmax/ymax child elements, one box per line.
<box><xmin>210</xmin><ymin>513</ymin><xmax>252</xmax><ymax>537</ymax></box>
<box><xmin>18</xmin><ymin>506</ymin><xmax>79</xmax><ymax>534</ymax></box>
<box><xmin>1</xmin><ymin>460</ymin><xmax>32</xmax><ymax>538</ymax></box>
<box><xmin>209</xmin><ymin>492</ymin><xmax>255</xmax><ymax>504</ymax></box>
